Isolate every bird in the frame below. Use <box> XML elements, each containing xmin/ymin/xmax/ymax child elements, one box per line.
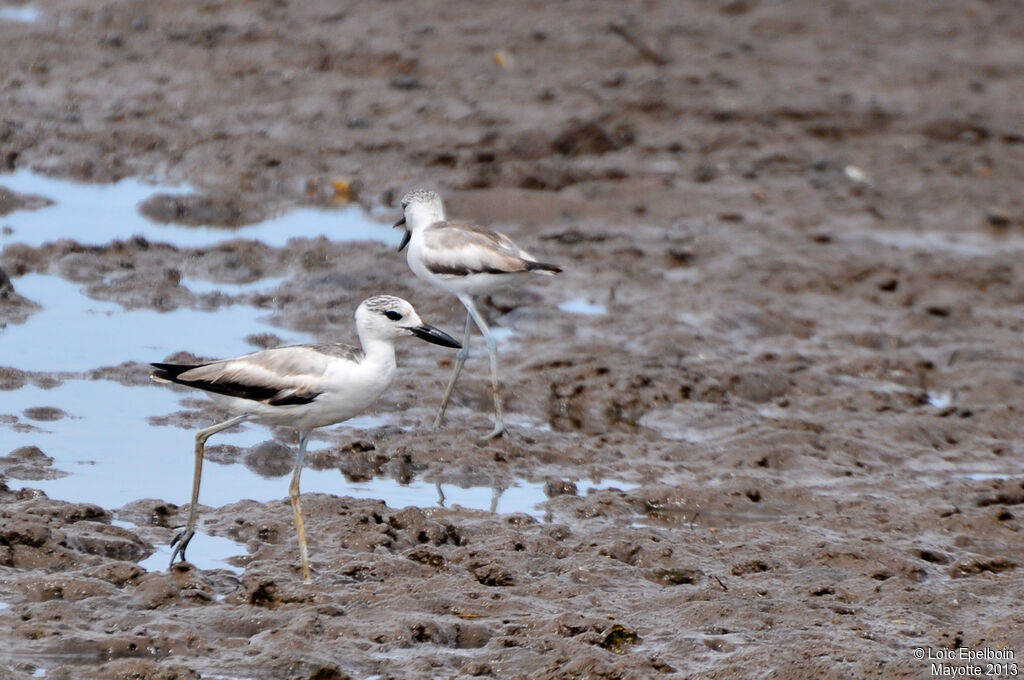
<box><xmin>151</xmin><ymin>295</ymin><xmax>460</xmax><ymax>584</ymax></box>
<box><xmin>394</xmin><ymin>189</ymin><xmax>562</xmax><ymax>439</ymax></box>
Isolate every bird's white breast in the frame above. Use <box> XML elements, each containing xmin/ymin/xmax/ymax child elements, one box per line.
<box><xmin>305</xmin><ymin>354</ymin><xmax>396</xmax><ymax>429</ymax></box>
<box><xmin>207</xmin><ymin>351</ymin><xmax>397</xmax><ymax>431</ymax></box>
<box><xmin>407</xmin><ymin>234</ymin><xmax>457</xmax><ymax>292</ymax></box>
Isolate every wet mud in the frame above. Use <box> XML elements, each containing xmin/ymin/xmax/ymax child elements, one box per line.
<box><xmin>2</xmin><ymin>0</ymin><xmax>1024</xmax><ymax>678</ymax></box>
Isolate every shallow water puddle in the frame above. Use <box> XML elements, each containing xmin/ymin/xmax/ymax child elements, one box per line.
<box><xmin>2</xmin><ymin>380</ymin><xmax>393</xmax><ymax>508</ymax></box>
<box><xmin>559</xmin><ymin>298</ymin><xmax>608</xmax><ymax>316</ymax></box>
<box><xmin>0</xmin><ymin>5</ymin><xmax>39</xmax><ymax>22</ymax></box>
<box><xmin>0</xmin><ymin>170</ymin><xmax>399</xmax><ymax>248</ymax></box>
<box><xmin>2</xmin><ymin>379</ymin><xmax>624</xmax><ymax>523</ymax></box>
<box><xmin>182</xmin><ymin>275</ymin><xmax>289</xmax><ymax>296</ymax></box>
<box><xmin>632</xmin><ymin>505</ymin><xmax>786</xmax><ymax>530</ymax></box>
<box><xmin>3</xmin><ymin>274</ymin><xmax>312</xmax><ymax>372</ymax></box>
<box><xmin>857</xmin><ymin>228</ymin><xmax>1024</xmax><ymax>257</ymax></box>
<box><xmin>394</xmin><ymin>477</ymin><xmax>617</xmax><ymax>516</ymax></box>
<box><xmin>134</xmin><ymin>528</ymin><xmax>246</xmax><ymax>576</ymax></box>
<box><xmin>488</xmin><ymin>326</ymin><xmax>517</xmax><ymax>347</ymax></box>
<box><xmin>956</xmin><ymin>472</ymin><xmax>1019</xmax><ymax>482</ymax></box>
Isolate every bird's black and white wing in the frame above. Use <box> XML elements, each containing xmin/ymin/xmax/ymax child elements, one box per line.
<box><xmin>420</xmin><ymin>221</ymin><xmax>562</xmax><ymax>278</ymax></box>
<box><xmin>151</xmin><ymin>344</ymin><xmax>363</xmax><ymax>406</ymax></box>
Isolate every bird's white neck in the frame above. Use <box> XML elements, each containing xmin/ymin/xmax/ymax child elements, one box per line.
<box><xmin>405</xmin><ymin>200</ymin><xmax>445</xmax><ymax>232</ymax></box>
<box><xmin>358</xmin><ymin>333</ymin><xmax>398</xmax><ymax>368</ymax></box>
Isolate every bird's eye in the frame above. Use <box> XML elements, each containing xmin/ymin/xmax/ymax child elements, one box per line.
<box><xmin>384</xmin><ymin>310</ymin><xmax>403</xmax><ymax>321</ymax></box>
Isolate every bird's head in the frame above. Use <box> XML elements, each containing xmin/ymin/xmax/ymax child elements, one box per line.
<box><xmin>355</xmin><ymin>295</ymin><xmax>461</xmax><ymax>348</ymax></box>
<box><xmin>393</xmin><ymin>188</ymin><xmax>445</xmax><ymax>251</ymax></box>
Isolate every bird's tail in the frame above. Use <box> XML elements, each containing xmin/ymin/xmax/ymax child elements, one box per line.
<box><xmin>526</xmin><ymin>261</ymin><xmax>563</xmax><ymax>275</ymax></box>
<box><xmin>150</xmin><ymin>362</ymin><xmax>198</xmax><ymax>384</ymax></box>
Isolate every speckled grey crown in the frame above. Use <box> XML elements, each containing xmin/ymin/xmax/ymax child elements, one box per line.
<box><xmin>400</xmin><ymin>188</ymin><xmax>441</xmax><ymax>208</ymax></box>
<box><xmin>361</xmin><ymin>295</ymin><xmax>409</xmax><ymax>313</ymax></box>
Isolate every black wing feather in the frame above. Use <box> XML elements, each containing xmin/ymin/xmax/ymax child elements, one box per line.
<box><xmin>524</xmin><ymin>260</ymin><xmax>562</xmax><ymax>274</ymax></box>
<box><xmin>150</xmin><ymin>362</ymin><xmax>319</xmax><ymax>406</ymax></box>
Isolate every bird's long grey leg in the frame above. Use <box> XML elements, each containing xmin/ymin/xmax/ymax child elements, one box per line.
<box><xmin>489</xmin><ymin>485</ymin><xmax>506</xmax><ymax>514</ymax></box>
<box><xmin>289</xmin><ymin>430</ymin><xmax>312</xmax><ymax>584</ymax></box>
<box><xmin>170</xmin><ymin>413</ymin><xmax>249</xmax><ymax>568</ymax></box>
<box><xmin>460</xmin><ymin>294</ymin><xmax>507</xmax><ymax>440</ymax></box>
<box><xmin>432</xmin><ymin>309</ymin><xmax>474</xmax><ymax>430</ymax></box>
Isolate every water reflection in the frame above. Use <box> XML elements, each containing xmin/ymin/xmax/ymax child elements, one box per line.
<box><xmin>0</xmin><ymin>170</ymin><xmax>398</xmax><ymax>248</ymax></box>
<box><xmin>2</xmin><ymin>274</ymin><xmax>311</xmax><ymax>372</ymax></box>
<box><xmin>0</xmin><ymin>5</ymin><xmax>40</xmax><ymax>23</ymax></box>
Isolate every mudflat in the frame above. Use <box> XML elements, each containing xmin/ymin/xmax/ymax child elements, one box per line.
<box><xmin>1</xmin><ymin>1</ymin><xmax>1022</xmax><ymax>678</ymax></box>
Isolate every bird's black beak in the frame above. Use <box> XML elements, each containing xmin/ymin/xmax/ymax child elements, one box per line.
<box><xmin>408</xmin><ymin>324</ymin><xmax>461</xmax><ymax>349</ymax></box>
<box><xmin>393</xmin><ymin>216</ymin><xmax>410</xmax><ymax>251</ymax></box>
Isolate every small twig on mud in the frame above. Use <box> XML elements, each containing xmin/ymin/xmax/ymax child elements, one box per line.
<box><xmin>609</xmin><ymin>22</ymin><xmax>670</xmax><ymax>66</ymax></box>
<box><xmin>712</xmin><ymin>575</ymin><xmax>729</xmax><ymax>591</ymax></box>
